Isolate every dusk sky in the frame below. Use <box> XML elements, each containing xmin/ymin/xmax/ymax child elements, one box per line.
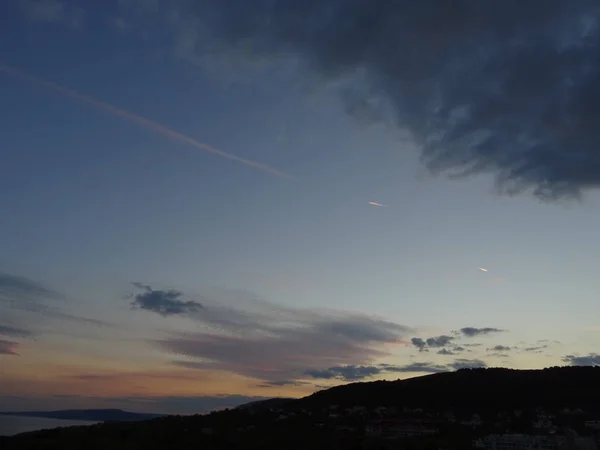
<box><xmin>1</xmin><ymin>0</ymin><xmax>600</xmax><ymax>415</ymax></box>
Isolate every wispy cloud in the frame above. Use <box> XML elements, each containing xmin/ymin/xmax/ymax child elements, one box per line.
<box><xmin>0</xmin><ymin>272</ymin><xmax>111</xmax><ymax>331</ymax></box>
<box><xmin>0</xmin><ymin>339</ymin><xmax>20</xmax><ymax>356</ymax></box>
<box><xmin>0</xmin><ymin>64</ymin><xmax>293</xmax><ymax>180</ymax></box>
<box><xmin>523</xmin><ymin>345</ymin><xmax>548</xmax><ymax>353</ymax></box>
<box><xmin>131</xmin><ymin>285</ymin><xmax>412</xmax><ymax>383</ymax></box>
<box><xmin>257</xmin><ymin>380</ymin><xmax>309</xmax><ymax>388</ymax></box>
<box><xmin>18</xmin><ymin>0</ymin><xmax>84</xmax><ymax>28</ymax></box>
<box><xmin>0</xmin><ymin>272</ymin><xmax>63</xmax><ymax>308</ymax></box>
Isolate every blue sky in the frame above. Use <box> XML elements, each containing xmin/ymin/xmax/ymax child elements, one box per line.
<box><xmin>1</xmin><ymin>0</ymin><xmax>600</xmax><ymax>414</ymax></box>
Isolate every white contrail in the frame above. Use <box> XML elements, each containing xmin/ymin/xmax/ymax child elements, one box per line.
<box><xmin>0</xmin><ymin>64</ymin><xmax>293</xmax><ymax>180</ymax></box>
<box><xmin>478</xmin><ymin>268</ymin><xmax>488</xmax><ymax>272</ymax></box>
<box><xmin>368</xmin><ymin>201</ymin><xmax>387</xmax><ymax>207</ymax></box>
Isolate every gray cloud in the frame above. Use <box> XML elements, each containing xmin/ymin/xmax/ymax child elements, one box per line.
<box><xmin>155</xmin><ymin>0</ymin><xmax>600</xmax><ymax>201</ymax></box>
<box><xmin>437</xmin><ymin>348</ymin><xmax>455</xmax><ymax>355</ymax></box>
<box><xmin>488</xmin><ymin>345</ymin><xmax>512</xmax><ymax>352</ymax></box>
<box><xmin>411</xmin><ymin>337</ymin><xmax>427</xmax><ymax>352</ymax></box>
<box><xmin>0</xmin><ymin>339</ymin><xmax>20</xmax><ymax>356</ymax></box>
<box><xmin>258</xmin><ymin>380</ymin><xmax>309</xmax><ymax>388</ymax></box>
<box><xmin>426</xmin><ymin>335</ymin><xmax>454</xmax><ymax>348</ymax></box>
<box><xmin>130</xmin><ymin>282</ymin><xmax>204</xmax><ymax>316</ymax></box>
<box><xmin>154</xmin><ymin>290</ymin><xmax>412</xmax><ymax>382</ymax></box>
<box><xmin>562</xmin><ymin>353</ymin><xmax>600</xmax><ymax>366</ymax></box>
<box><xmin>460</xmin><ymin>327</ymin><xmax>505</xmax><ymax>337</ymax></box>
<box><xmin>411</xmin><ymin>334</ymin><xmax>455</xmax><ymax>352</ymax></box>
<box><xmin>305</xmin><ymin>360</ymin><xmax>459</xmax><ymax>381</ymax></box>
<box><xmin>449</xmin><ymin>358</ymin><xmax>487</xmax><ymax>370</ymax></box>
<box><xmin>0</xmin><ymin>273</ymin><xmax>63</xmax><ymax>308</ymax></box>
<box><xmin>523</xmin><ymin>345</ymin><xmax>548</xmax><ymax>353</ymax></box>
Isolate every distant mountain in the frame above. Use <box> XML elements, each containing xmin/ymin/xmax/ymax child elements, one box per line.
<box><xmin>0</xmin><ymin>409</ymin><xmax>164</xmax><ymax>422</ymax></box>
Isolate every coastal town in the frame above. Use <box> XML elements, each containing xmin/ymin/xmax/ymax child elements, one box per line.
<box><xmin>3</xmin><ymin>367</ymin><xmax>600</xmax><ymax>449</ymax></box>
<box><xmin>234</xmin><ymin>402</ymin><xmax>600</xmax><ymax>449</ymax></box>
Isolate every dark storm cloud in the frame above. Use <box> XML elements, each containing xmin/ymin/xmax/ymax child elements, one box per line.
<box><xmin>130</xmin><ymin>282</ymin><xmax>204</xmax><ymax>316</ymax></box>
<box><xmin>460</xmin><ymin>327</ymin><xmax>505</xmax><ymax>337</ymax></box>
<box><xmin>165</xmin><ymin>0</ymin><xmax>600</xmax><ymax>201</ymax></box>
<box><xmin>154</xmin><ymin>289</ymin><xmax>412</xmax><ymax>382</ymax></box>
<box><xmin>449</xmin><ymin>359</ymin><xmax>487</xmax><ymax>370</ymax></box>
<box><xmin>562</xmin><ymin>353</ymin><xmax>600</xmax><ymax>366</ymax></box>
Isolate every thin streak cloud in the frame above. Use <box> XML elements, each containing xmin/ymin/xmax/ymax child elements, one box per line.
<box><xmin>0</xmin><ymin>64</ymin><xmax>293</xmax><ymax>180</ymax></box>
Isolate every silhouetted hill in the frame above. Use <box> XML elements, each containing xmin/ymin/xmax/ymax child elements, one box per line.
<box><xmin>0</xmin><ymin>409</ymin><xmax>164</xmax><ymax>422</ymax></box>
<box><xmin>2</xmin><ymin>366</ymin><xmax>600</xmax><ymax>449</ymax></box>
<box><xmin>297</xmin><ymin>366</ymin><xmax>600</xmax><ymax>412</ymax></box>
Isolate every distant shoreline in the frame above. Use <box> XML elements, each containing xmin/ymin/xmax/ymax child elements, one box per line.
<box><xmin>0</xmin><ymin>409</ymin><xmax>164</xmax><ymax>423</ymax></box>
<box><xmin>0</xmin><ymin>414</ymin><xmax>99</xmax><ymax>437</ymax></box>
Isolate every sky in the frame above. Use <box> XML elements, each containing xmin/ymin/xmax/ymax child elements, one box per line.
<box><xmin>1</xmin><ymin>0</ymin><xmax>600</xmax><ymax>415</ymax></box>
